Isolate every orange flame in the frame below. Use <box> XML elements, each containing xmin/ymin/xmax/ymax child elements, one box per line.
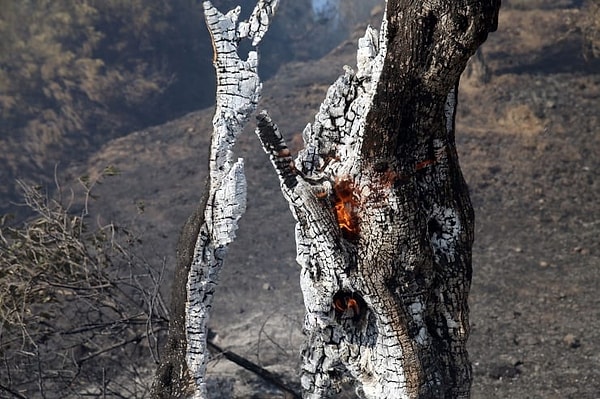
<box><xmin>335</xmin><ymin>202</ymin><xmax>354</xmax><ymax>231</ymax></box>
<box><xmin>333</xmin><ymin>178</ymin><xmax>359</xmax><ymax>239</ymax></box>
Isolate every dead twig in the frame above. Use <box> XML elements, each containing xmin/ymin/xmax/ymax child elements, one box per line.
<box><xmin>0</xmin><ymin>382</ymin><xmax>28</xmax><ymax>399</ymax></box>
<box><xmin>207</xmin><ymin>339</ymin><xmax>301</xmax><ymax>399</ymax></box>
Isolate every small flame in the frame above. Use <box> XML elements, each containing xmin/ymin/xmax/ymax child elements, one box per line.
<box><xmin>333</xmin><ymin>178</ymin><xmax>359</xmax><ymax>239</ymax></box>
<box><xmin>335</xmin><ymin>201</ymin><xmax>354</xmax><ymax>231</ymax></box>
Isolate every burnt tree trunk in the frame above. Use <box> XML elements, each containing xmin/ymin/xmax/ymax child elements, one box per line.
<box><xmin>150</xmin><ymin>1</ymin><xmax>277</xmax><ymax>398</ymax></box>
<box><xmin>256</xmin><ymin>0</ymin><xmax>499</xmax><ymax>398</ymax></box>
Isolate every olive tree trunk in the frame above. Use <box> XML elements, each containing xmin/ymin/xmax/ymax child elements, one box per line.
<box><xmin>255</xmin><ymin>0</ymin><xmax>499</xmax><ymax>398</ymax></box>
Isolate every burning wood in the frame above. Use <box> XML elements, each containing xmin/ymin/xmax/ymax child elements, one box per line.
<box><xmin>333</xmin><ymin>178</ymin><xmax>360</xmax><ymax>240</ymax></box>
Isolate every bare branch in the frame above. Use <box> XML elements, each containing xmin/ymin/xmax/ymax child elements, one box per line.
<box><xmin>1</xmin><ymin>177</ymin><xmax>170</xmax><ymax>398</ymax></box>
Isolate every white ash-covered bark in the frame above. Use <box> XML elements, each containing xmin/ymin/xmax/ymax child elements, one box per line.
<box><xmin>256</xmin><ymin>0</ymin><xmax>499</xmax><ymax>398</ymax></box>
<box><xmin>185</xmin><ymin>2</ymin><xmax>278</xmax><ymax>397</ymax></box>
<box><xmin>151</xmin><ymin>1</ymin><xmax>277</xmax><ymax>398</ymax></box>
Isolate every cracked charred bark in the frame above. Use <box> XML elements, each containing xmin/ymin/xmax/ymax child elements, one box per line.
<box><xmin>150</xmin><ymin>1</ymin><xmax>277</xmax><ymax>398</ymax></box>
<box><xmin>256</xmin><ymin>0</ymin><xmax>499</xmax><ymax>398</ymax></box>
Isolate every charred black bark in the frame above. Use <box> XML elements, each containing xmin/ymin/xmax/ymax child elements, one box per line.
<box><xmin>353</xmin><ymin>1</ymin><xmax>500</xmax><ymax>397</ymax></box>
<box><xmin>151</xmin><ymin>188</ymin><xmax>208</xmax><ymax>398</ymax></box>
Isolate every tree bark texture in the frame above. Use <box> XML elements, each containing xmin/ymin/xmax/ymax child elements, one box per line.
<box><xmin>256</xmin><ymin>0</ymin><xmax>499</xmax><ymax>398</ymax></box>
<box><xmin>151</xmin><ymin>1</ymin><xmax>277</xmax><ymax>398</ymax></box>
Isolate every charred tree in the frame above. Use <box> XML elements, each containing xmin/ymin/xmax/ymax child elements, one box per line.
<box><xmin>150</xmin><ymin>1</ymin><xmax>277</xmax><ymax>398</ymax></box>
<box><xmin>256</xmin><ymin>0</ymin><xmax>499</xmax><ymax>398</ymax></box>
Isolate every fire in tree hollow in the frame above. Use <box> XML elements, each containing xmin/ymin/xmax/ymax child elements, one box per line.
<box><xmin>333</xmin><ymin>178</ymin><xmax>360</xmax><ymax>240</ymax></box>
